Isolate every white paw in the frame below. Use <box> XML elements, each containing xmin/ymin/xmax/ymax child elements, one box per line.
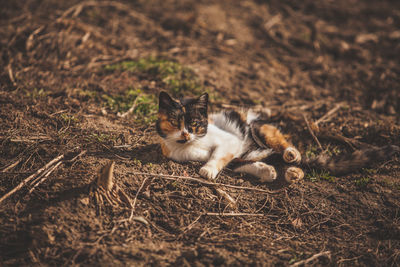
<box><xmin>285</xmin><ymin>167</ymin><xmax>304</xmax><ymax>183</ymax></box>
<box><xmin>256</xmin><ymin>162</ymin><xmax>277</xmax><ymax>183</ymax></box>
<box><xmin>283</xmin><ymin>147</ymin><xmax>301</xmax><ymax>164</ymax></box>
<box><xmin>199</xmin><ymin>165</ymin><xmax>219</xmax><ymax>180</ymax></box>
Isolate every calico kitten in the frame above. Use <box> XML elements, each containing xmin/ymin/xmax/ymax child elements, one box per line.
<box><xmin>156</xmin><ymin>91</ymin><xmax>303</xmax><ymax>182</ymax></box>
<box><xmin>156</xmin><ymin>91</ymin><xmax>399</xmax><ymax>182</ymax></box>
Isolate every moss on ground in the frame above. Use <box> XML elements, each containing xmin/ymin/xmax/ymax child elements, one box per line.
<box><xmin>105</xmin><ymin>57</ymin><xmax>203</xmax><ymax>96</ymax></box>
<box><xmin>305</xmin><ymin>169</ymin><xmax>336</xmax><ymax>183</ymax></box>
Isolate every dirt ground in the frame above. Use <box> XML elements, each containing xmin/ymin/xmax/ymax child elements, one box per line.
<box><xmin>1</xmin><ymin>0</ymin><xmax>400</xmax><ymax>266</ymax></box>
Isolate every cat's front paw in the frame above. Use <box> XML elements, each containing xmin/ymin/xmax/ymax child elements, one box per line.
<box><xmin>285</xmin><ymin>167</ymin><xmax>304</xmax><ymax>183</ymax></box>
<box><xmin>257</xmin><ymin>162</ymin><xmax>277</xmax><ymax>183</ymax></box>
<box><xmin>283</xmin><ymin>147</ymin><xmax>301</xmax><ymax>164</ymax></box>
<box><xmin>199</xmin><ymin>165</ymin><xmax>219</xmax><ymax>180</ymax></box>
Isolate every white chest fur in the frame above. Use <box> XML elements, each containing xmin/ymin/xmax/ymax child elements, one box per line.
<box><xmin>166</xmin><ymin>140</ymin><xmax>211</xmax><ymax>162</ymax></box>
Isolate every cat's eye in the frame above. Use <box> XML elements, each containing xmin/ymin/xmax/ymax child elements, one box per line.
<box><xmin>170</xmin><ymin>119</ymin><xmax>178</xmax><ymax>126</ymax></box>
<box><xmin>191</xmin><ymin>122</ymin><xmax>198</xmax><ymax>127</ymax></box>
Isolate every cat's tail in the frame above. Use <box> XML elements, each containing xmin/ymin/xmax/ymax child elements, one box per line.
<box><xmin>302</xmin><ymin>145</ymin><xmax>400</xmax><ymax>175</ymax></box>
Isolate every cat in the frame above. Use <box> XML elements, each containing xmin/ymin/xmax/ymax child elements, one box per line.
<box><xmin>156</xmin><ymin>91</ymin><xmax>399</xmax><ymax>182</ymax></box>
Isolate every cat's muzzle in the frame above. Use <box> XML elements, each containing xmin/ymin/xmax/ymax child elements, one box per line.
<box><xmin>177</xmin><ymin>131</ymin><xmax>191</xmax><ymax>143</ymax></box>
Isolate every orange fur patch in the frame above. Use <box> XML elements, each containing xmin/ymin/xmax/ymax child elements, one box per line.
<box><xmin>238</xmin><ymin>109</ymin><xmax>248</xmax><ymax>123</ymax></box>
<box><xmin>259</xmin><ymin>125</ymin><xmax>290</xmax><ymax>152</ymax></box>
<box><xmin>216</xmin><ymin>153</ymin><xmax>234</xmax><ymax>170</ymax></box>
<box><xmin>159</xmin><ymin>120</ymin><xmax>176</xmax><ymax>134</ymax></box>
<box><xmin>158</xmin><ymin>113</ymin><xmax>168</xmax><ymax>120</ymax></box>
<box><xmin>160</xmin><ymin>140</ymin><xmax>170</xmax><ymax>157</ymax></box>
<box><xmin>158</xmin><ymin>112</ymin><xmax>178</xmax><ymax>134</ymax></box>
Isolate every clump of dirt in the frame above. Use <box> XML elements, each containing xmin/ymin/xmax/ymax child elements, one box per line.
<box><xmin>0</xmin><ymin>0</ymin><xmax>399</xmax><ymax>266</ymax></box>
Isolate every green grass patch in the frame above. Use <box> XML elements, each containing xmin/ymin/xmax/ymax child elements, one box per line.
<box><xmin>78</xmin><ymin>89</ymin><xmax>98</xmax><ymax>100</ymax></box>
<box><xmin>354</xmin><ymin>177</ymin><xmax>371</xmax><ymax>188</ymax></box>
<box><xmin>361</xmin><ymin>168</ymin><xmax>377</xmax><ymax>175</ymax></box>
<box><xmin>101</xmin><ymin>88</ymin><xmax>158</xmax><ymax>123</ymax></box>
<box><xmin>59</xmin><ymin>113</ymin><xmax>79</xmax><ymax>125</ymax></box>
<box><xmin>305</xmin><ymin>169</ymin><xmax>336</xmax><ymax>183</ymax></box>
<box><xmin>77</xmin><ymin>88</ymin><xmax>158</xmax><ymax>124</ymax></box>
<box><xmin>25</xmin><ymin>88</ymin><xmax>49</xmax><ymax>99</ymax></box>
<box><xmin>132</xmin><ymin>158</ymin><xmax>142</xmax><ymax>167</ymax></box>
<box><xmin>86</xmin><ymin>133</ymin><xmax>117</xmax><ymax>145</ymax></box>
<box><xmin>105</xmin><ymin>57</ymin><xmax>203</xmax><ymax>96</ymax></box>
<box><xmin>80</xmin><ymin>58</ymin><xmax>221</xmax><ymax>124</ymax></box>
<box><xmin>305</xmin><ymin>146</ymin><xmax>319</xmax><ymax>159</ymax></box>
<box><xmin>325</xmin><ymin>145</ymin><xmax>341</xmax><ymax>157</ymax></box>
<box><xmin>306</xmin><ymin>145</ymin><xmax>341</xmax><ymax>159</ymax></box>
<box><xmin>354</xmin><ymin>169</ymin><xmax>378</xmax><ymax>188</ymax></box>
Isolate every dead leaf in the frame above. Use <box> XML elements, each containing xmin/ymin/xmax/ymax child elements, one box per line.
<box><xmin>291</xmin><ymin>217</ymin><xmax>303</xmax><ymax>228</ymax></box>
<box><xmin>80</xmin><ymin>197</ymin><xmax>90</xmax><ymax>205</ymax></box>
<box><xmin>355</xmin><ymin>33</ymin><xmax>378</xmax><ymax>44</ymax></box>
<box><xmin>97</xmin><ymin>161</ymin><xmax>115</xmax><ymax>191</ymax></box>
<box><xmin>132</xmin><ymin>216</ymin><xmax>149</xmax><ymax>225</ymax></box>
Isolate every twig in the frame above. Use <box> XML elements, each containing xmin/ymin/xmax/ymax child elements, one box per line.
<box><xmin>337</xmin><ymin>255</ymin><xmax>362</xmax><ymax>264</ymax></box>
<box><xmin>289</xmin><ymin>251</ymin><xmax>331</xmax><ymax>267</ymax></box>
<box><xmin>127</xmin><ymin>171</ymin><xmax>279</xmax><ymax>194</ymax></box>
<box><xmin>7</xmin><ymin>64</ymin><xmax>16</xmax><ymax>86</ymax></box>
<box><xmin>28</xmin><ymin>161</ymin><xmax>63</xmax><ymax>194</ymax></box>
<box><xmin>118</xmin><ymin>94</ymin><xmax>142</xmax><ymax>118</ymax></box>
<box><xmin>182</xmin><ymin>214</ymin><xmax>203</xmax><ymax>232</ymax></box>
<box><xmin>205</xmin><ymin>212</ymin><xmax>264</xmax><ymax>217</ymax></box>
<box><xmin>26</xmin><ymin>25</ymin><xmax>45</xmax><ymax>51</ymax></box>
<box><xmin>64</xmin><ymin>150</ymin><xmax>87</xmax><ymax>163</ymax></box>
<box><xmin>315</xmin><ymin>103</ymin><xmax>344</xmax><ymax>126</ymax></box>
<box><xmin>1</xmin><ymin>158</ymin><xmax>22</xmax><ymax>172</ymax></box>
<box><xmin>215</xmin><ymin>188</ymin><xmax>237</xmax><ymax>206</ymax></box>
<box><xmin>129</xmin><ymin>177</ymin><xmax>149</xmax><ymax>221</ymax></box>
<box><xmin>303</xmin><ymin>114</ymin><xmax>323</xmax><ymax>151</ymax></box>
<box><xmin>8</xmin><ymin>136</ymin><xmax>52</xmax><ymax>143</ymax></box>
<box><xmin>49</xmin><ymin>109</ymin><xmax>68</xmax><ymax>116</ymax></box>
<box><xmin>0</xmin><ymin>154</ymin><xmax>64</xmax><ymax>205</ymax></box>
<box><xmin>264</xmin><ymin>14</ymin><xmax>282</xmax><ymax>31</ymax></box>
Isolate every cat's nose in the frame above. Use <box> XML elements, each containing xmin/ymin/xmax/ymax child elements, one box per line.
<box><xmin>181</xmin><ymin>131</ymin><xmax>190</xmax><ymax>141</ymax></box>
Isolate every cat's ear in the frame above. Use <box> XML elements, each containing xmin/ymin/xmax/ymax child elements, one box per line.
<box><xmin>197</xmin><ymin>93</ymin><xmax>208</xmax><ymax>109</ymax></box>
<box><xmin>159</xmin><ymin>91</ymin><xmax>176</xmax><ymax>110</ymax></box>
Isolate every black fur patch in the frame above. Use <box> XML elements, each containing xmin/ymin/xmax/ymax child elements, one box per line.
<box><xmin>228</xmin><ymin>158</ymin><xmax>256</xmax><ymax>169</ymax></box>
<box><xmin>159</xmin><ymin>91</ymin><xmax>181</xmax><ymax>111</ymax></box>
<box><xmin>249</xmin><ymin>119</ymin><xmax>272</xmax><ymax>149</ymax></box>
<box><xmin>155</xmin><ymin>120</ymin><xmax>167</xmax><ymax>138</ymax></box>
<box><xmin>223</xmin><ymin>110</ymin><xmax>247</xmax><ymax>136</ymax></box>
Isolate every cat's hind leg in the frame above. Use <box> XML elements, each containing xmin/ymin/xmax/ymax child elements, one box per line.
<box><xmin>232</xmin><ymin>161</ymin><xmax>277</xmax><ymax>183</ymax></box>
<box><xmin>250</xmin><ymin>121</ymin><xmax>301</xmax><ymax>164</ymax></box>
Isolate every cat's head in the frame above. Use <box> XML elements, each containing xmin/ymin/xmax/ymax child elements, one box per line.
<box><xmin>156</xmin><ymin>91</ymin><xmax>208</xmax><ymax>143</ymax></box>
